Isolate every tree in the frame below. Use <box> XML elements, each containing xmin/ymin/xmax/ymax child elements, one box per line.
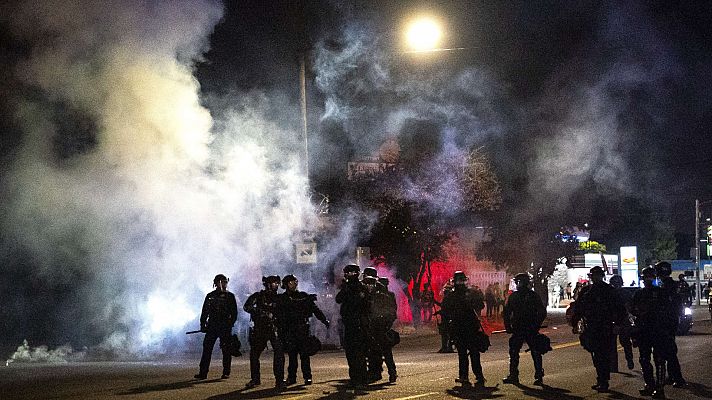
<box><xmin>478</xmin><ymin>221</ymin><xmax>578</xmax><ymax>305</ymax></box>
<box><xmin>649</xmin><ymin>221</ymin><xmax>678</xmax><ymax>262</ymax></box>
<box><xmin>347</xmin><ymin>145</ymin><xmax>501</xmax><ymax>319</ymax></box>
<box><xmin>578</xmin><ymin>240</ymin><xmax>606</xmax><ymax>253</ymax></box>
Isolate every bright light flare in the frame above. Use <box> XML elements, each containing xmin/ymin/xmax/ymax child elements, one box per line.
<box><xmin>405</xmin><ymin>18</ymin><xmax>442</xmax><ymax>52</ymax></box>
<box><xmin>140</xmin><ymin>293</ymin><xmax>197</xmax><ymax>345</ymax></box>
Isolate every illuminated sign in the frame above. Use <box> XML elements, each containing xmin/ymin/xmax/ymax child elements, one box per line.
<box><xmin>347</xmin><ymin>160</ymin><xmax>396</xmax><ymax>180</ymax></box>
<box><xmin>620</xmin><ymin>246</ymin><xmax>639</xmax><ymax>287</ymax></box>
<box><xmin>620</xmin><ymin>246</ymin><xmax>638</xmax><ymax>270</ymax></box>
<box><xmin>296</xmin><ymin>242</ymin><xmax>317</xmax><ymax>264</ymax></box>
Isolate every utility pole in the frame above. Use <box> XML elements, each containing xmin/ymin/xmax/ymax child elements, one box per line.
<box><xmin>695</xmin><ymin>199</ymin><xmax>701</xmax><ymax>306</ymax></box>
<box><xmin>300</xmin><ymin>54</ymin><xmax>308</xmax><ymax>182</ymax></box>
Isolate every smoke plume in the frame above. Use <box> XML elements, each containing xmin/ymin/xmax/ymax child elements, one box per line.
<box><xmin>0</xmin><ymin>0</ymin><xmax>316</xmax><ymax>357</ymax></box>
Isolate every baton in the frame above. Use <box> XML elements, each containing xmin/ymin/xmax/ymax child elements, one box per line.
<box><xmin>186</xmin><ymin>330</ymin><xmax>203</xmax><ymax>334</ymax></box>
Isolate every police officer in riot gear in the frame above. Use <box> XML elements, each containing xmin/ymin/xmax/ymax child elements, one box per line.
<box><xmin>654</xmin><ymin>261</ymin><xmax>686</xmax><ymax>387</ymax></box>
<box><xmin>277</xmin><ymin>274</ymin><xmax>329</xmax><ymax>386</ymax></box>
<box><xmin>243</xmin><ymin>275</ymin><xmax>286</xmax><ymax>390</ymax></box>
<box><xmin>361</xmin><ymin>267</ymin><xmax>391</xmax><ymax>383</ymax></box>
<box><xmin>502</xmin><ymin>273</ymin><xmax>546</xmax><ymax>386</ymax></box>
<box><xmin>609</xmin><ymin>274</ymin><xmax>635</xmax><ymax>371</ymax></box>
<box><xmin>677</xmin><ymin>274</ymin><xmax>692</xmax><ymax>306</ymax></box>
<box><xmin>335</xmin><ymin>264</ymin><xmax>370</xmax><ymax>388</ymax></box>
<box><xmin>441</xmin><ymin>271</ymin><xmax>486</xmax><ymax>386</ymax></box>
<box><xmin>377</xmin><ymin>276</ymin><xmax>398</xmax><ymax>382</ymax></box>
<box><xmin>631</xmin><ymin>266</ymin><xmax>678</xmax><ymax>398</ymax></box>
<box><xmin>195</xmin><ymin>274</ymin><xmax>238</xmax><ymax>380</ymax></box>
<box><xmin>571</xmin><ymin>266</ymin><xmax>626</xmax><ymax>393</ymax></box>
<box><xmin>436</xmin><ymin>279</ymin><xmax>456</xmax><ymax>353</ymax></box>
<box><xmin>363</xmin><ymin>272</ymin><xmax>398</xmax><ymax>384</ymax></box>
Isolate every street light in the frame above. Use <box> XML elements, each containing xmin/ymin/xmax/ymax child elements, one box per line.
<box><xmin>403</xmin><ymin>16</ymin><xmax>467</xmax><ymax>55</ymax></box>
<box><xmin>405</xmin><ymin>17</ymin><xmax>442</xmax><ymax>52</ymax></box>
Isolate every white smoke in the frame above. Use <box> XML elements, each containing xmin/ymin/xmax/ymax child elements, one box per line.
<box><xmin>1</xmin><ymin>0</ymin><xmax>316</xmax><ymax>355</ymax></box>
<box><xmin>6</xmin><ymin>340</ymin><xmax>85</xmax><ymax>365</ymax></box>
<box><xmin>528</xmin><ymin>1</ymin><xmax>681</xmax><ymax>210</ymax></box>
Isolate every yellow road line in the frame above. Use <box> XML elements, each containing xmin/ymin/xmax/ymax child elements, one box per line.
<box><xmin>519</xmin><ymin>341</ymin><xmax>629</xmax><ymax>355</ymax></box>
<box><xmin>393</xmin><ymin>393</ymin><xmax>439</xmax><ymax>400</ymax></box>
<box><xmin>551</xmin><ymin>340</ymin><xmax>581</xmax><ymax>350</ymax></box>
<box><xmin>518</xmin><ymin>340</ymin><xmax>580</xmax><ymax>355</ymax></box>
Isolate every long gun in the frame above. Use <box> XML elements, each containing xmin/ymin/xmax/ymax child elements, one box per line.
<box><xmin>186</xmin><ymin>330</ymin><xmax>203</xmax><ymax>334</ymax></box>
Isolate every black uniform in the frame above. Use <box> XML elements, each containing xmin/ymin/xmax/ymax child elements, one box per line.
<box><xmin>441</xmin><ymin>285</ymin><xmax>486</xmax><ymax>384</ymax></box>
<box><xmin>612</xmin><ymin>285</ymin><xmax>635</xmax><ymax>371</ymax></box>
<box><xmin>659</xmin><ymin>276</ymin><xmax>684</xmax><ymax>385</ymax></box>
<box><xmin>277</xmin><ymin>290</ymin><xmax>329</xmax><ymax>383</ymax></box>
<box><xmin>198</xmin><ymin>289</ymin><xmax>238</xmax><ymax>377</ymax></box>
<box><xmin>571</xmin><ymin>281</ymin><xmax>626</xmax><ymax>389</ymax></box>
<box><xmin>244</xmin><ymin>290</ymin><xmax>285</xmax><ymax>385</ymax></box>
<box><xmin>436</xmin><ymin>285</ymin><xmax>455</xmax><ymax>353</ymax></box>
<box><xmin>502</xmin><ymin>288</ymin><xmax>546</xmax><ymax>381</ymax></box>
<box><xmin>630</xmin><ymin>284</ymin><xmax>677</xmax><ymax>391</ymax></box>
<box><xmin>335</xmin><ymin>277</ymin><xmax>370</xmax><ymax>386</ymax></box>
<box><xmin>367</xmin><ymin>283</ymin><xmax>398</xmax><ymax>382</ymax></box>
<box><xmin>678</xmin><ymin>279</ymin><xmax>692</xmax><ymax>306</ymax></box>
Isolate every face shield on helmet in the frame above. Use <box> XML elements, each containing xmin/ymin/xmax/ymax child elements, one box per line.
<box><xmin>262</xmin><ymin>275</ymin><xmax>281</xmax><ymax>291</ymax></box>
<box><xmin>513</xmin><ymin>273</ymin><xmax>530</xmax><ymax>290</ymax></box>
<box><xmin>363</xmin><ymin>276</ymin><xmax>377</xmax><ymax>292</ymax></box>
<box><xmin>282</xmin><ymin>274</ymin><xmax>298</xmax><ymax>291</ymax></box>
<box><xmin>213</xmin><ymin>274</ymin><xmax>229</xmax><ymax>290</ymax></box>
<box><xmin>343</xmin><ymin>264</ymin><xmax>360</xmax><ymax>282</ymax></box>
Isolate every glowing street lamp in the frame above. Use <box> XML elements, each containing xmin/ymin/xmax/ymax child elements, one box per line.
<box><xmin>405</xmin><ymin>17</ymin><xmax>442</xmax><ymax>52</ymax></box>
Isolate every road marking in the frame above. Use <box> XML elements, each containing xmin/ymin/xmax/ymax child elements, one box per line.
<box><xmin>392</xmin><ymin>393</ymin><xmax>439</xmax><ymax>400</ymax></box>
<box><xmin>518</xmin><ymin>341</ymin><xmax>630</xmax><ymax>355</ymax></box>
<box><xmin>518</xmin><ymin>340</ymin><xmax>580</xmax><ymax>355</ymax></box>
<box><xmin>551</xmin><ymin>340</ymin><xmax>580</xmax><ymax>350</ymax></box>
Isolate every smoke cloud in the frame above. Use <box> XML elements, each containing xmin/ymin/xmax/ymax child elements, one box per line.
<box><xmin>0</xmin><ymin>0</ymin><xmax>318</xmax><ymax>357</ymax></box>
<box><xmin>0</xmin><ymin>0</ymin><xmax>703</xmax><ymax>360</ymax></box>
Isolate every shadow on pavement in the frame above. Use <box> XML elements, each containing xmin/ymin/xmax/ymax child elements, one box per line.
<box><xmin>503</xmin><ymin>382</ymin><xmax>584</xmax><ymax>400</ymax></box>
<box><xmin>685</xmin><ymin>382</ymin><xmax>712</xmax><ymax>398</ymax></box>
<box><xmin>117</xmin><ymin>378</ymin><xmax>221</xmax><ymax>395</ymax></box>
<box><xmin>311</xmin><ymin>379</ymin><xmax>391</xmax><ymax>399</ymax></box>
<box><xmin>206</xmin><ymin>384</ymin><xmax>310</xmax><ymax>400</ymax></box>
<box><xmin>446</xmin><ymin>383</ymin><xmax>503</xmax><ymax>399</ymax></box>
<box><xmin>604</xmin><ymin>390</ymin><xmax>645</xmax><ymax>399</ymax></box>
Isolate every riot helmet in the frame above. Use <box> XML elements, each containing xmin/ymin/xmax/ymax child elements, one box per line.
<box><xmin>654</xmin><ymin>261</ymin><xmax>672</xmax><ymax>277</ymax></box>
<box><xmin>343</xmin><ymin>264</ymin><xmax>360</xmax><ymax>282</ymax></box>
<box><xmin>363</xmin><ymin>276</ymin><xmax>377</xmax><ymax>292</ymax></box>
<box><xmin>343</xmin><ymin>264</ymin><xmax>360</xmax><ymax>274</ymax></box>
<box><xmin>453</xmin><ymin>271</ymin><xmax>468</xmax><ymax>286</ymax></box>
<box><xmin>262</xmin><ymin>275</ymin><xmax>281</xmax><ymax>291</ymax></box>
<box><xmin>609</xmin><ymin>274</ymin><xmax>624</xmax><ymax>288</ymax></box>
<box><xmin>588</xmin><ymin>266</ymin><xmax>605</xmax><ymax>283</ymax></box>
<box><xmin>213</xmin><ymin>274</ymin><xmax>228</xmax><ymax>286</ymax></box>
<box><xmin>378</xmin><ymin>277</ymin><xmax>389</xmax><ymax>287</ymax></box>
<box><xmin>213</xmin><ymin>274</ymin><xmax>229</xmax><ymax>291</ymax></box>
<box><xmin>282</xmin><ymin>274</ymin><xmax>298</xmax><ymax>290</ymax></box>
<box><xmin>641</xmin><ymin>266</ymin><xmax>656</xmax><ymax>285</ymax></box>
<box><xmin>588</xmin><ymin>266</ymin><xmax>604</xmax><ymax>276</ymax></box>
<box><xmin>513</xmin><ymin>273</ymin><xmax>530</xmax><ymax>290</ymax></box>
<box><xmin>363</xmin><ymin>266</ymin><xmax>378</xmax><ymax>278</ymax></box>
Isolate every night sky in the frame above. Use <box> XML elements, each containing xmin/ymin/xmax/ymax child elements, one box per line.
<box><xmin>1</xmin><ymin>0</ymin><xmax>712</xmax><ymax>358</ymax></box>
<box><xmin>197</xmin><ymin>0</ymin><xmax>712</xmax><ymax>228</ymax></box>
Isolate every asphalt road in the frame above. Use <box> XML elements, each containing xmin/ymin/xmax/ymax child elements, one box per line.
<box><xmin>1</xmin><ymin>308</ymin><xmax>710</xmax><ymax>400</ymax></box>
